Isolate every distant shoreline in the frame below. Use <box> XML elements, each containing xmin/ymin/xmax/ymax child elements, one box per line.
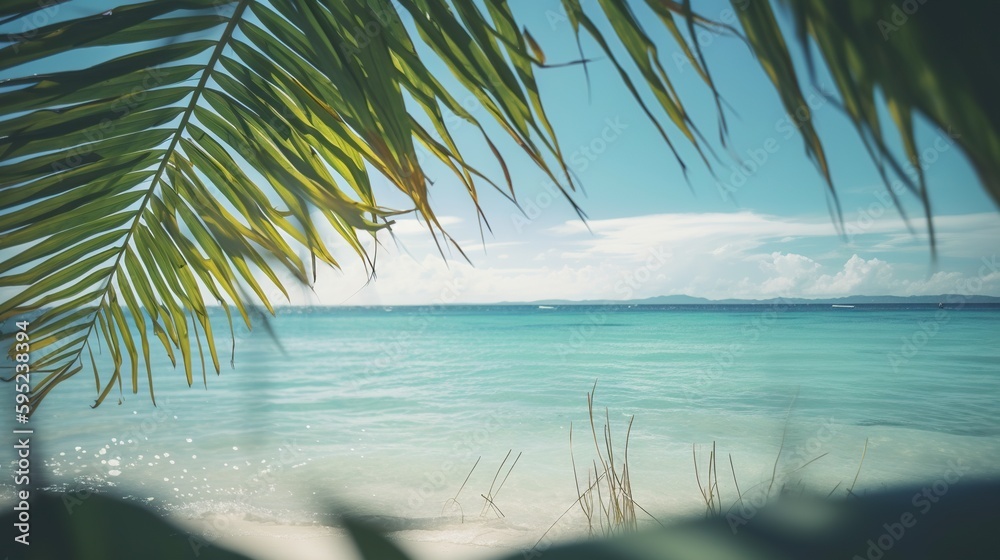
<box><xmin>261</xmin><ymin>300</ymin><xmax>1000</xmax><ymax>310</ymax></box>
<box><xmin>278</xmin><ymin>294</ymin><xmax>1000</xmax><ymax>308</ymax></box>
<box><xmin>496</xmin><ymin>294</ymin><xmax>1000</xmax><ymax>306</ymax></box>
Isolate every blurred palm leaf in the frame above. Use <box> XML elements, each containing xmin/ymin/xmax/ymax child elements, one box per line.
<box><xmin>0</xmin><ymin>491</ymin><xmax>253</xmax><ymax>560</ymax></box>
<box><xmin>342</xmin><ymin>517</ymin><xmax>415</xmax><ymax>560</ymax></box>
<box><xmin>2</xmin><ymin>0</ymin><xmax>998</xmax><ymax>410</ymax></box>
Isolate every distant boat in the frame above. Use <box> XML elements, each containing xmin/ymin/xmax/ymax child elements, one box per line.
<box><xmin>938</xmin><ymin>302</ymin><xmax>945</xmax><ymax>309</ymax></box>
<box><xmin>538</xmin><ymin>305</ymin><xmax>555</xmax><ymax>310</ymax></box>
<box><xmin>831</xmin><ymin>304</ymin><xmax>855</xmax><ymax>308</ymax></box>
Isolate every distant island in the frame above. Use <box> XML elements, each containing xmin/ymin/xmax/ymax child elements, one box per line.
<box><xmin>499</xmin><ymin>294</ymin><xmax>1000</xmax><ymax>306</ymax></box>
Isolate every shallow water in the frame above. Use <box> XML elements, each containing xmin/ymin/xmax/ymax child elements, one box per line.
<box><xmin>5</xmin><ymin>304</ymin><xmax>1000</xmax><ymax>548</ymax></box>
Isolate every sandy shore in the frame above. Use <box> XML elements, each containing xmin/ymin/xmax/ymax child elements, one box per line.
<box><xmin>174</xmin><ymin>517</ymin><xmax>515</xmax><ymax>560</ymax></box>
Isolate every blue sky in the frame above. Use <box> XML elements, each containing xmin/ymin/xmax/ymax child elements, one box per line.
<box><xmin>290</xmin><ymin>0</ymin><xmax>999</xmax><ymax>305</ymax></box>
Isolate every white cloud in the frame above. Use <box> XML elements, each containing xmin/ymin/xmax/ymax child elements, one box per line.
<box><xmin>808</xmin><ymin>254</ymin><xmax>895</xmax><ymax>296</ymax></box>
<box><xmin>726</xmin><ymin>252</ymin><xmax>1000</xmax><ymax>299</ymax></box>
<box><xmin>549</xmin><ymin>211</ymin><xmax>837</xmax><ymax>261</ymax></box>
<box><xmin>756</xmin><ymin>252</ymin><xmax>822</xmax><ymax>294</ymax></box>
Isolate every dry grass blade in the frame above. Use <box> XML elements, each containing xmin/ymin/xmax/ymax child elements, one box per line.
<box><xmin>570</xmin><ymin>422</ymin><xmax>597</xmax><ymax>534</ymax></box>
<box><xmin>480</xmin><ymin>450</ymin><xmax>519</xmax><ymax>519</ymax></box>
<box><xmin>729</xmin><ymin>453</ymin><xmax>744</xmax><ymax>510</ymax></box>
<box><xmin>691</xmin><ymin>441</ymin><xmax>717</xmax><ymax>516</ymax></box>
<box><xmin>789</xmin><ymin>452</ymin><xmax>829</xmax><ymax>474</ymax></box>
<box><xmin>533</xmin><ymin>471</ymin><xmax>606</xmax><ymax>549</ymax></box>
<box><xmin>442</xmin><ymin>455</ymin><xmax>480</xmax><ymax>522</ymax></box>
<box><xmin>767</xmin><ymin>393</ymin><xmax>798</xmax><ymax>497</ymax></box>
<box><xmin>693</xmin><ymin>442</ymin><xmax>721</xmax><ymax>516</ymax></box>
<box><xmin>848</xmin><ymin>437</ymin><xmax>869</xmax><ymax>498</ymax></box>
<box><xmin>492</xmin><ymin>451</ymin><xmax>522</xmax><ymax>502</ymax></box>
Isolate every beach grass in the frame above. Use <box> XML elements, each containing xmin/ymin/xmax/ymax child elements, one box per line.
<box><xmin>566</xmin><ymin>382</ymin><xmax>667</xmax><ymax>538</ymax></box>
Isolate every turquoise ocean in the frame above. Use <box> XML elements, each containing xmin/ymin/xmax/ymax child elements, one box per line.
<box><xmin>5</xmin><ymin>304</ymin><xmax>1000</xmax><ymax>548</ymax></box>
